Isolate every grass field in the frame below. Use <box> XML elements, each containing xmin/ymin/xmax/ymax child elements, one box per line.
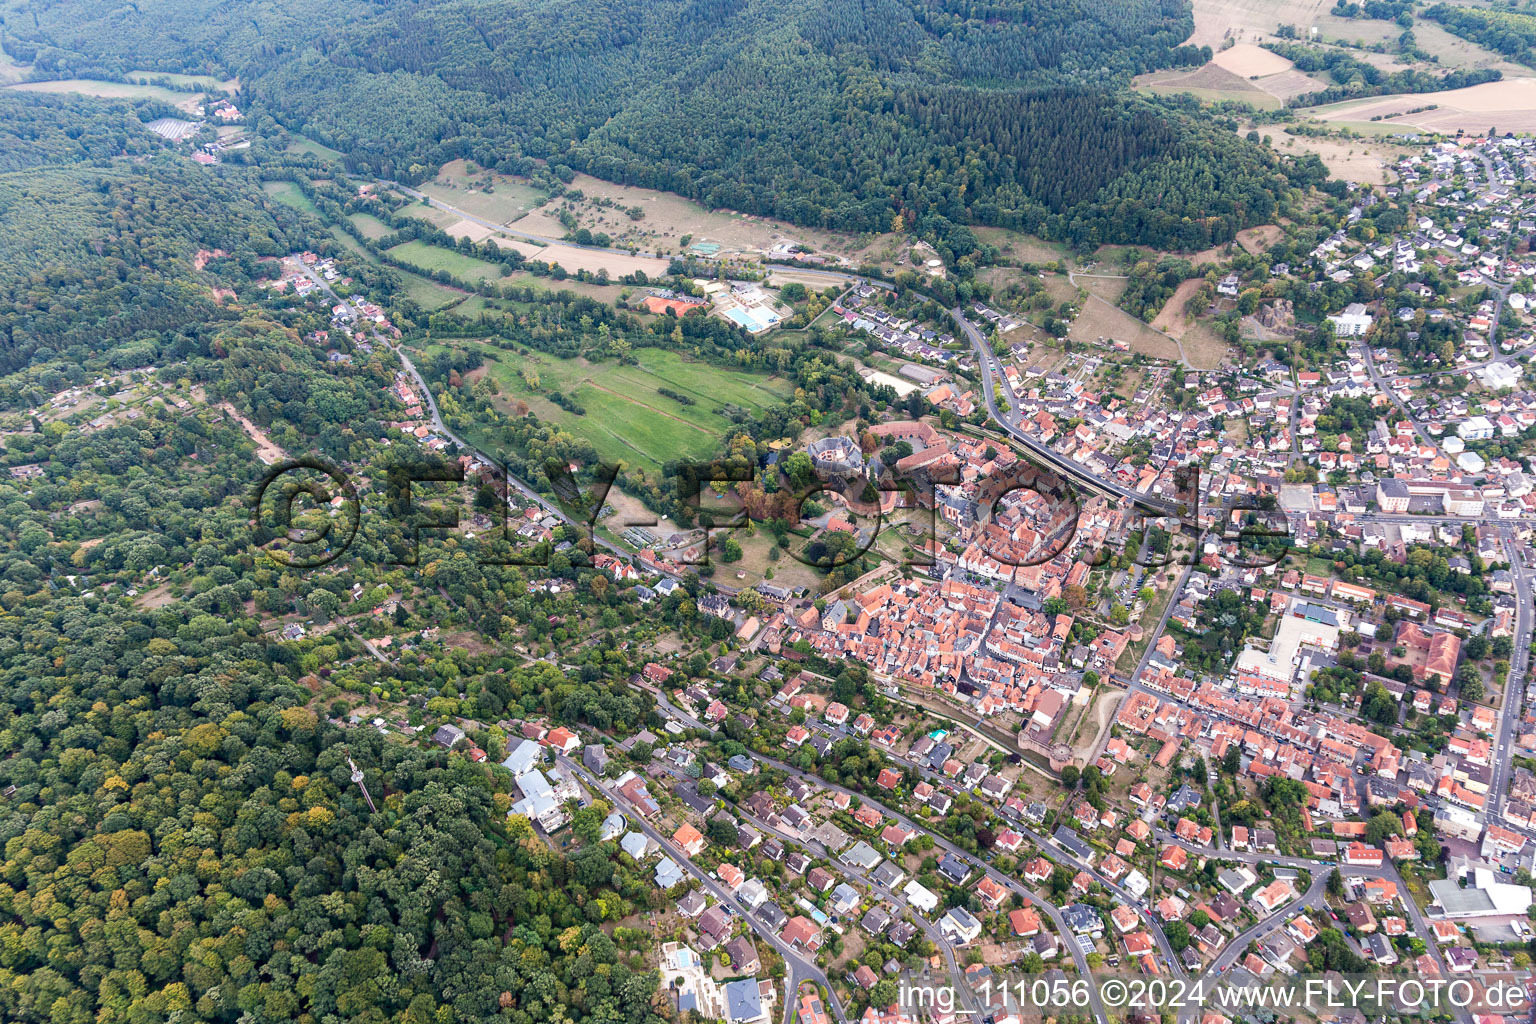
<box><xmin>394</xmin><ymin>272</ymin><xmax>465</xmax><ymax>311</ymax></box>
<box><xmin>0</xmin><ymin>49</ymin><xmax>29</xmax><ymax>85</ymax></box>
<box><xmin>349</xmin><ymin>212</ymin><xmax>393</xmax><ymax>240</ymax></box>
<box><xmin>262</xmin><ymin>180</ymin><xmax>318</xmax><ymax>216</ymax></box>
<box><xmin>1070</xmin><ymin>295</ymin><xmax>1186</xmax><ymax>364</ymax></box>
<box><xmin>970</xmin><ymin>227</ymin><xmax>1071</xmax><ymax>266</ymax></box>
<box><xmin>328</xmin><ymin>225</ymin><xmax>378</xmax><ymax>262</ymax></box>
<box><xmin>387</xmin><ymin>239</ymin><xmax>505</xmax><ymax>284</ymax></box>
<box><xmin>287</xmin><ymin>136</ymin><xmax>346</xmax><ymax>161</ymax></box>
<box><xmin>420</xmin><ymin>178</ymin><xmax>544</xmax><ymax>226</ymax></box>
<box><xmin>474</xmin><ymin>344</ymin><xmax>793</xmax><ymax>475</ymax></box>
<box><xmin>393</xmin><ymin>201</ymin><xmax>463</xmax><ymax>230</ymax></box>
<box><xmin>8</xmin><ymin>78</ymin><xmax>202</xmax><ymax>112</ymax></box>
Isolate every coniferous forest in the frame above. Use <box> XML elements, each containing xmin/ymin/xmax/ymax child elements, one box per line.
<box><xmin>0</xmin><ymin>0</ymin><xmax>1318</xmax><ymax>249</ymax></box>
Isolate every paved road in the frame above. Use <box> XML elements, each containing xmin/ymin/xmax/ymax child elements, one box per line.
<box><xmin>1490</xmin><ymin>527</ymin><xmax>1533</xmax><ymax>822</ymax></box>
<box><xmin>953</xmin><ymin>305</ymin><xmax>1183</xmax><ymax>520</ymax></box>
<box><xmin>1154</xmin><ymin>830</ymin><xmax>1465</xmax><ymax>1005</ymax></box>
<box><xmin>643</xmin><ymin>683</ymin><xmax>1111</xmax><ymax>1020</ymax></box>
<box><xmin>559</xmin><ymin>754</ymin><xmax>852</xmax><ymax>1024</ymax></box>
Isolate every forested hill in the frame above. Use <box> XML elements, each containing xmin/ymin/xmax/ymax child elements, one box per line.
<box><xmin>0</xmin><ymin>0</ymin><xmax>1320</xmax><ymax>249</ymax></box>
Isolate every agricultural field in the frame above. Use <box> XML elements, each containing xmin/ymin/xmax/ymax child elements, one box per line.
<box><xmin>262</xmin><ymin>180</ymin><xmax>318</xmax><ymax>216</ymax></box>
<box><xmin>420</xmin><ymin>161</ymin><xmax>546</xmax><ymax>225</ymax></box>
<box><xmin>1305</xmin><ymin>76</ymin><xmax>1536</xmax><ymax>135</ymax></box>
<box><xmin>386</xmin><ymin>239</ymin><xmax>505</xmax><ymax>284</ymax></box>
<box><xmin>348</xmin><ymin>212</ymin><xmax>393</xmax><ymax>240</ymax></box>
<box><xmin>470</xmin><ymin>344</ymin><xmax>794</xmax><ymax>476</ymax></box>
<box><xmin>1183</xmin><ymin>0</ymin><xmax>1526</xmax><ymax>75</ymax></box>
<box><xmin>8</xmin><ymin>78</ymin><xmax>202</xmax><ymax>112</ymax></box>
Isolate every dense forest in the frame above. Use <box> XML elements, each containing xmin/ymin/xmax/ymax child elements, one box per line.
<box><xmin>0</xmin><ymin>0</ymin><xmax>1321</xmax><ymax>250</ymax></box>
<box><xmin>0</xmin><ymin>90</ymin><xmax>693</xmax><ymax>1023</ymax></box>
<box><xmin>1425</xmin><ymin>4</ymin><xmax>1536</xmax><ymax>68</ymax></box>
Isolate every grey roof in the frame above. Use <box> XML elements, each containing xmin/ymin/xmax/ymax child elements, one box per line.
<box><xmin>937</xmin><ymin>853</ymin><xmax>970</xmax><ymax>883</ymax></box>
<box><xmin>841</xmin><ymin>841</ymin><xmax>881</xmax><ymax>870</ymax></box>
<box><xmin>723</xmin><ymin>979</ymin><xmax>763</xmax><ymax>1023</ymax></box>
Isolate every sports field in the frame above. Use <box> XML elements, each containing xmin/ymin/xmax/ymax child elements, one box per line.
<box><xmin>478</xmin><ymin>345</ymin><xmax>793</xmax><ymax>475</ymax></box>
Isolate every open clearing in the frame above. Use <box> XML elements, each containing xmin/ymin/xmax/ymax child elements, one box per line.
<box><xmin>8</xmin><ymin>78</ymin><xmax>203</xmax><ymax>112</ymax></box>
<box><xmin>426</xmin><ymin>161</ymin><xmax>893</xmax><ymax>263</ymax></box>
<box><xmin>971</xmin><ymin>226</ymin><xmax>1072</xmax><ymax>266</ymax></box>
<box><xmin>1271</xmin><ymin>129</ymin><xmax>1398</xmax><ymax>184</ymax></box>
<box><xmin>286</xmin><ymin>136</ymin><xmax>346</xmax><ymax>162</ymax></box>
<box><xmin>220</xmin><ymin>402</ymin><xmax>286</xmax><ymax>464</ymax></box>
<box><xmin>1236</xmin><ymin>224</ymin><xmax>1284</xmax><ymax>255</ymax></box>
<box><xmin>1069</xmin><ymin>295</ymin><xmax>1184</xmax><ymax>364</ymax></box>
<box><xmin>1307</xmin><ymin>77</ymin><xmax>1536</xmax><ymax>134</ymax></box>
<box><xmin>420</xmin><ymin>164</ymin><xmax>546</xmax><ymax>225</ymax></box>
<box><xmin>474</xmin><ymin>345</ymin><xmax>793</xmax><ymax>476</ymax></box>
<box><xmin>262</xmin><ymin>180</ymin><xmax>318</xmax><ymax>216</ymax></box>
<box><xmin>1150</xmin><ymin>280</ymin><xmax>1208</xmax><ymax>336</ymax></box>
<box><xmin>0</xmin><ymin>49</ymin><xmax>29</xmax><ymax>85</ymax></box>
<box><xmin>348</xmin><ymin>212</ymin><xmax>393</xmax><ymax>240</ymax></box>
<box><xmin>537</xmin><ymin>171</ymin><xmax>881</xmax><ymax>259</ymax></box>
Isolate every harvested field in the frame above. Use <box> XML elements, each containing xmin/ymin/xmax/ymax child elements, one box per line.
<box><xmin>1210</xmin><ymin>43</ymin><xmax>1293</xmax><ymax>77</ymax></box>
<box><xmin>488</xmin><ymin>236</ymin><xmax>668</xmax><ymax>279</ymax></box>
<box><xmin>1137</xmin><ymin>63</ymin><xmax>1281</xmax><ymax>109</ymax></box>
<box><xmin>1253</xmin><ymin>68</ymin><xmax>1329</xmax><ymax>102</ymax></box>
<box><xmin>445</xmin><ymin>218</ymin><xmax>496</xmax><ymax>243</ymax></box>
<box><xmin>1309</xmin><ymin>77</ymin><xmax>1536</xmax><ymax>135</ymax></box>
